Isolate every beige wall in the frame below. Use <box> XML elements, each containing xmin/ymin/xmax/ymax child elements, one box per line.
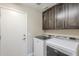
<box><xmin>45</xmin><ymin>29</ymin><xmax>79</xmax><ymax>38</ymax></box>
<box><xmin>25</xmin><ymin>6</ymin><xmax>43</xmax><ymax>55</ymax></box>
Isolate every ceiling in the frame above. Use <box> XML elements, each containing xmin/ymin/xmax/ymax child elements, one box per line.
<box><xmin>21</xmin><ymin>3</ymin><xmax>57</xmax><ymax>12</ymax></box>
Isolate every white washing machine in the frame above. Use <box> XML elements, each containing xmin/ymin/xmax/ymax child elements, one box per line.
<box><xmin>46</xmin><ymin>37</ymin><xmax>79</xmax><ymax>56</ymax></box>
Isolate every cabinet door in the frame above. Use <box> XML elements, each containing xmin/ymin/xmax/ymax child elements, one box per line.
<box><xmin>65</xmin><ymin>3</ymin><xmax>79</xmax><ymax>29</ymax></box>
<box><xmin>43</xmin><ymin>11</ymin><xmax>49</xmax><ymax>29</ymax></box>
<box><xmin>48</xmin><ymin>8</ymin><xmax>55</xmax><ymax>29</ymax></box>
<box><xmin>55</xmin><ymin>4</ymin><xmax>65</xmax><ymax>29</ymax></box>
<box><xmin>34</xmin><ymin>38</ymin><xmax>45</xmax><ymax>56</ymax></box>
<box><xmin>63</xmin><ymin>4</ymin><xmax>68</xmax><ymax>29</ymax></box>
<box><xmin>76</xmin><ymin>4</ymin><xmax>79</xmax><ymax>28</ymax></box>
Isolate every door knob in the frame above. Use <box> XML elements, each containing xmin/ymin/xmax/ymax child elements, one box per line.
<box><xmin>24</xmin><ymin>34</ymin><xmax>26</xmax><ymax>36</ymax></box>
<box><xmin>23</xmin><ymin>38</ymin><xmax>26</xmax><ymax>40</ymax></box>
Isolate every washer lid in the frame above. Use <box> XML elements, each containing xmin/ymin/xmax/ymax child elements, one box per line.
<box><xmin>46</xmin><ymin>38</ymin><xmax>79</xmax><ymax>55</ymax></box>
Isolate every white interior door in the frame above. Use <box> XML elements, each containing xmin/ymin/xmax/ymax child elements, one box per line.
<box><xmin>1</xmin><ymin>8</ymin><xmax>27</xmax><ymax>56</ymax></box>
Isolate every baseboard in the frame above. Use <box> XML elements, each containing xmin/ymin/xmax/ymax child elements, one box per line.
<box><xmin>27</xmin><ymin>52</ymin><xmax>33</xmax><ymax>56</ymax></box>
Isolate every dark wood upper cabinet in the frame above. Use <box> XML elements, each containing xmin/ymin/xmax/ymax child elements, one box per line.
<box><xmin>42</xmin><ymin>3</ymin><xmax>79</xmax><ymax>30</ymax></box>
<box><xmin>43</xmin><ymin>11</ymin><xmax>49</xmax><ymax>29</ymax></box>
<box><xmin>65</xmin><ymin>4</ymin><xmax>79</xmax><ymax>29</ymax></box>
<box><xmin>43</xmin><ymin>7</ymin><xmax>55</xmax><ymax>30</ymax></box>
<box><xmin>48</xmin><ymin>7</ymin><xmax>55</xmax><ymax>29</ymax></box>
<box><xmin>55</xmin><ymin>4</ymin><xmax>65</xmax><ymax>29</ymax></box>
